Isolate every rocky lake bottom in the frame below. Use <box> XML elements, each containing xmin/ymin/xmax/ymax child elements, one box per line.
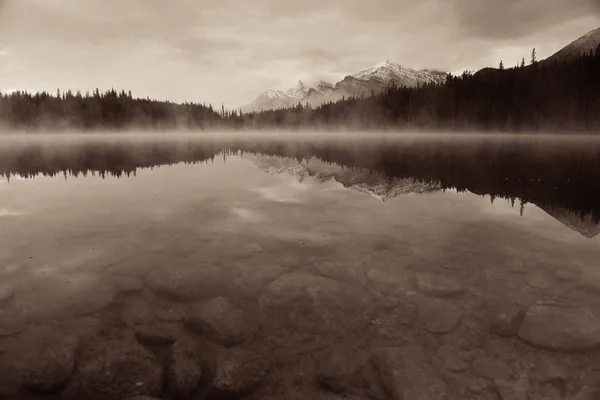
<box><xmin>0</xmin><ymin>136</ymin><xmax>599</xmax><ymax>400</ymax></box>
<box><xmin>1</xmin><ymin>246</ymin><xmax>599</xmax><ymax>400</ymax></box>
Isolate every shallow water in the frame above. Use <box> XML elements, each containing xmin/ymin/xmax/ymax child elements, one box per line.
<box><xmin>1</xmin><ymin>133</ymin><xmax>600</xmax><ymax>400</ymax></box>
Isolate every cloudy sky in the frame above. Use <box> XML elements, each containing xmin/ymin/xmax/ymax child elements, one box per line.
<box><xmin>0</xmin><ymin>0</ymin><xmax>598</xmax><ymax>108</ymax></box>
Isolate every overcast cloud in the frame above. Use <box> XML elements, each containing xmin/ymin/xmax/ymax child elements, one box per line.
<box><xmin>0</xmin><ymin>0</ymin><xmax>598</xmax><ymax>107</ymax></box>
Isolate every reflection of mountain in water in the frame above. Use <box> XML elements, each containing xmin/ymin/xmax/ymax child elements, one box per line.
<box><xmin>539</xmin><ymin>205</ymin><xmax>600</xmax><ymax>238</ymax></box>
<box><xmin>2</xmin><ymin>136</ymin><xmax>600</xmax><ymax>232</ymax></box>
<box><xmin>248</xmin><ymin>155</ymin><xmax>441</xmax><ymax>201</ymax></box>
<box><xmin>248</xmin><ymin>154</ymin><xmax>600</xmax><ymax>237</ymax></box>
<box><xmin>350</xmin><ymin>180</ymin><xmax>440</xmax><ymax>201</ymax></box>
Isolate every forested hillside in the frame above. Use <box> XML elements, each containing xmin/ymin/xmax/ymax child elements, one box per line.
<box><xmin>1</xmin><ymin>45</ymin><xmax>599</xmax><ymax>133</ymax></box>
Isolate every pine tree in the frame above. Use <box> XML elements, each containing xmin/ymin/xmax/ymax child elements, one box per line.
<box><xmin>521</xmin><ymin>58</ymin><xmax>525</xmax><ymax>68</ymax></box>
<box><xmin>531</xmin><ymin>48</ymin><xmax>537</xmax><ymax>64</ymax></box>
<box><xmin>499</xmin><ymin>60</ymin><xmax>504</xmax><ymax>70</ymax></box>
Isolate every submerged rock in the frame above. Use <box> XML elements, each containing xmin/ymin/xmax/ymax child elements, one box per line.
<box><xmin>438</xmin><ymin>344</ymin><xmax>470</xmax><ymax>373</ymax></box>
<box><xmin>121</xmin><ymin>298</ymin><xmax>157</xmax><ymax>327</ymax></box>
<box><xmin>417</xmin><ymin>297</ymin><xmax>462</xmax><ymax>333</ymax></box>
<box><xmin>211</xmin><ymin>348</ymin><xmax>269</xmax><ymax>395</ymax></box>
<box><xmin>153</xmin><ymin>303</ymin><xmax>186</xmax><ymax>322</ymax></box>
<box><xmin>135</xmin><ymin>322</ymin><xmax>181</xmax><ymax>345</ymax></box>
<box><xmin>259</xmin><ymin>273</ymin><xmax>370</xmax><ymax>340</ymax></box>
<box><xmin>566</xmin><ymin>385</ymin><xmax>600</xmax><ymax>400</ymax></box>
<box><xmin>0</xmin><ymin>328</ymin><xmax>80</xmax><ymax>393</ymax></box>
<box><xmin>168</xmin><ymin>336</ymin><xmax>203</xmax><ymax>398</ymax></box>
<box><xmin>488</xmin><ymin>298</ymin><xmax>526</xmax><ymax>337</ymax></box>
<box><xmin>472</xmin><ymin>357</ymin><xmax>513</xmax><ymax>381</ymax></box>
<box><xmin>529</xmin><ymin>358</ymin><xmax>567</xmax><ymax>384</ymax></box>
<box><xmin>22</xmin><ymin>336</ymin><xmax>80</xmax><ymax>393</ymax></box>
<box><xmin>375</xmin><ymin>294</ymin><xmax>417</xmax><ymax>327</ymax></box>
<box><xmin>416</xmin><ymin>273</ymin><xmax>466</xmax><ymax>297</ymax></box>
<box><xmin>110</xmin><ymin>275</ymin><xmax>144</xmax><ymax>293</ymax></box>
<box><xmin>372</xmin><ymin>345</ymin><xmax>449</xmax><ymax>400</ymax></box>
<box><xmin>13</xmin><ymin>274</ymin><xmax>115</xmax><ymax>322</ymax></box>
<box><xmin>146</xmin><ymin>267</ymin><xmax>233</xmax><ymax>302</ymax></box>
<box><xmin>494</xmin><ymin>374</ymin><xmax>529</xmax><ymax>400</ymax></box>
<box><xmin>63</xmin><ymin>340</ymin><xmax>162</xmax><ymax>400</ymax></box>
<box><xmin>186</xmin><ymin>297</ymin><xmax>249</xmax><ymax>346</ymax></box>
<box><xmin>518</xmin><ymin>303</ymin><xmax>600</xmax><ymax>351</ymax></box>
<box><xmin>366</xmin><ymin>268</ymin><xmax>415</xmax><ymax>292</ymax></box>
<box><xmin>316</xmin><ymin>345</ymin><xmax>369</xmax><ymax>393</ymax></box>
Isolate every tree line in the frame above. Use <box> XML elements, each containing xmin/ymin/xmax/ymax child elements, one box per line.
<box><xmin>238</xmin><ymin>45</ymin><xmax>600</xmax><ymax>132</ymax></box>
<box><xmin>0</xmin><ymin>89</ymin><xmax>223</xmax><ymax>131</ymax></box>
<box><xmin>1</xmin><ymin>44</ymin><xmax>599</xmax><ymax>132</ymax></box>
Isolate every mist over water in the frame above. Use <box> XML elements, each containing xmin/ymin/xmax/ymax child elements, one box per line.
<box><xmin>1</xmin><ymin>131</ymin><xmax>600</xmax><ymax>400</ymax></box>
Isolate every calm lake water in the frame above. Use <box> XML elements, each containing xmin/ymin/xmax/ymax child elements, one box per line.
<box><xmin>0</xmin><ymin>133</ymin><xmax>600</xmax><ymax>400</ymax></box>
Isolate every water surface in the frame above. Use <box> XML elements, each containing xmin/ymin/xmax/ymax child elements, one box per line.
<box><xmin>1</xmin><ymin>133</ymin><xmax>599</xmax><ymax>400</ymax></box>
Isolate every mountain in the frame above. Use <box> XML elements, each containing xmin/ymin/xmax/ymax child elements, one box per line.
<box><xmin>350</xmin><ymin>179</ymin><xmax>441</xmax><ymax>201</ymax></box>
<box><xmin>545</xmin><ymin>27</ymin><xmax>600</xmax><ymax>63</ymax></box>
<box><xmin>242</xmin><ymin>60</ymin><xmax>448</xmax><ymax>112</ymax></box>
<box><xmin>335</xmin><ymin>60</ymin><xmax>447</xmax><ymax>97</ymax></box>
<box><xmin>243</xmin><ymin>81</ymin><xmax>311</xmax><ymax>111</ymax></box>
<box><xmin>248</xmin><ymin>155</ymin><xmax>441</xmax><ymax>200</ymax></box>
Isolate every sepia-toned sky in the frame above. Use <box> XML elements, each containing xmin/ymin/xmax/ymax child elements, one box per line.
<box><xmin>0</xmin><ymin>0</ymin><xmax>599</xmax><ymax>107</ymax></box>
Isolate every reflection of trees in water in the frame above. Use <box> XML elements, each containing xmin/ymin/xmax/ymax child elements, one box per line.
<box><xmin>1</xmin><ymin>137</ymin><xmax>599</xmax><ymax>223</ymax></box>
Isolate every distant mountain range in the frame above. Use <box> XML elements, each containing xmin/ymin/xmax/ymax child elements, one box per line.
<box><xmin>242</xmin><ymin>60</ymin><xmax>448</xmax><ymax>112</ymax></box>
<box><xmin>243</xmin><ymin>27</ymin><xmax>600</xmax><ymax>113</ymax></box>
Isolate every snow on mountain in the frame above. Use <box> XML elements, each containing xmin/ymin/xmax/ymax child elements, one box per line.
<box><xmin>333</xmin><ymin>60</ymin><xmax>447</xmax><ymax>100</ymax></box>
<box><xmin>242</xmin><ymin>60</ymin><xmax>448</xmax><ymax>112</ymax></box>
<box><xmin>350</xmin><ymin>179</ymin><xmax>441</xmax><ymax>202</ymax></box>
<box><xmin>241</xmin><ymin>81</ymin><xmax>312</xmax><ymax>112</ymax></box>
<box><xmin>546</xmin><ymin>27</ymin><xmax>600</xmax><ymax>63</ymax></box>
<box><xmin>348</xmin><ymin>60</ymin><xmax>447</xmax><ymax>86</ymax></box>
<box><xmin>264</xmin><ymin>89</ymin><xmax>289</xmax><ymax>99</ymax></box>
<box><xmin>285</xmin><ymin>81</ymin><xmax>310</xmax><ymax>99</ymax></box>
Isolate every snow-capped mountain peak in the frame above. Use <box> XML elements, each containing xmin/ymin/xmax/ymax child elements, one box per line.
<box><xmin>285</xmin><ymin>80</ymin><xmax>310</xmax><ymax>99</ymax></box>
<box><xmin>348</xmin><ymin>60</ymin><xmax>446</xmax><ymax>85</ymax></box>
<box><xmin>242</xmin><ymin>60</ymin><xmax>448</xmax><ymax>112</ymax></box>
<box><xmin>264</xmin><ymin>89</ymin><xmax>289</xmax><ymax>99</ymax></box>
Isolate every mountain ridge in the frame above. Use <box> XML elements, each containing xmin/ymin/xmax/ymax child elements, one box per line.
<box><xmin>546</xmin><ymin>27</ymin><xmax>600</xmax><ymax>63</ymax></box>
<box><xmin>245</xmin><ymin>26</ymin><xmax>600</xmax><ymax>111</ymax></box>
<box><xmin>242</xmin><ymin>60</ymin><xmax>448</xmax><ymax>112</ymax></box>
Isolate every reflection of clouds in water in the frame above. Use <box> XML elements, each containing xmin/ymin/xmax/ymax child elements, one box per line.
<box><xmin>288</xmin><ymin>179</ymin><xmax>310</xmax><ymax>190</ymax></box>
<box><xmin>0</xmin><ymin>176</ymin><xmax>27</xmax><ymax>183</ymax></box>
<box><xmin>478</xmin><ymin>195</ymin><xmax>546</xmax><ymax>220</ymax></box>
<box><xmin>2</xmin><ymin>263</ymin><xmax>19</xmax><ymax>274</ymax></box>
<box><xmin>252</xmin><ymin>176</ymin><xmax>314</xmax><ymax>203</ymax></box>
<box><xmin>30</xmin><ymin>264</ymin><xmax>58</xmax><ymax>278</ymax></box>
<box><xmin>230</xmin><ymin>207</ymin><xmax>263</xmax><ymax>223</ymax></box>
<box><xmin>0</xmin><ymin>208</ymin><xmax>24</xmax><ymax>217</ymax></box>
<box><xmin>253</xmin><ymin>187</ymin><xmax>303</xmax><ymax>203</ymax></box>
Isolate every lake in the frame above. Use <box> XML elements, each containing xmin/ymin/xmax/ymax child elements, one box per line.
<box><xmin>0</xmin><ymin>133</ymin><xmax>600</xmax><ymax>400</ymax></box>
